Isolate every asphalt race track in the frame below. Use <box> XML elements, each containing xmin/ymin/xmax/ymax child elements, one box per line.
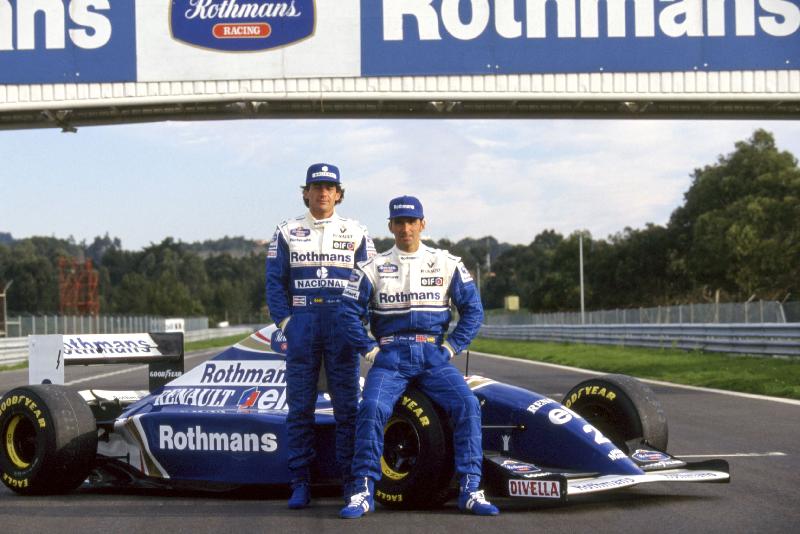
<box><xmin>1</xmin><ymin>347</ymin><xmax>798</xmax><ymax>533</ymax></box>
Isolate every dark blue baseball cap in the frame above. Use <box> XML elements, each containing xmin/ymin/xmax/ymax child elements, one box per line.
<box><xmin>388</xmin><ymin>195</ymin><xmax>424</xmax><ymax>219</ymax></box>
<box><xmin>305</xmin><ymin>163</ymin><xmax>341</xmax><ymax>185</ymax></box>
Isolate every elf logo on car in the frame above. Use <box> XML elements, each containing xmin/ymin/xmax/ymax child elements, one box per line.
<box><xmin>237</xmin><ymin>386</ymin><xmax>289</xmax><ymax>411</ymax></box>
<box><xmin>508</xmin><ymin>479</ymin><xmax>561</xmax><ymax>499</ymax></box>
<box><xmin>548</xmin><ymin>407</ymin><xmax>579</xmax><ymax>425</ymax></box>
<box><xmin>159</xmin><ymin>425</ymin><xmax>278</xmax><ymax>453</ymax></box>
<box><xmin>170</xmin><ymin>0</ymin><xmax>316</xmax><ymax>52</ymax></box>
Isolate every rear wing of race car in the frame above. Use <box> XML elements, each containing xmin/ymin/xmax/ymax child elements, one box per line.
<box><xmin>28</xmin><ymin>333</ymin><xmax>184</xmax><ymax>391</ymax></box>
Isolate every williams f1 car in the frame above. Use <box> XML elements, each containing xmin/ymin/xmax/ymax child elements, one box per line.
<box><xmin>0</xmin><ymin>326</ymin><xmax>729</xmax><ymax>506</ymax></box>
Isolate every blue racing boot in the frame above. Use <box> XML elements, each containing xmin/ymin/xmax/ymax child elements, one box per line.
<box><xmin>288</xmin><ymin>480</ymin><xmax>311</xmax><ymax>509</ymax></box>
<box><xmin>339</xmin><ymin>477</ymin><xmax>374</xmax><ymax>519</ymax></box>
<box><xmin>458</xmin><ymin>475</ymin><xmax>499</xmax><ymax>516</ymax></box>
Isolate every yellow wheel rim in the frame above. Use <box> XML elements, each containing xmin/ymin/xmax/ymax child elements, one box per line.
<box><xmin>5</xmin><ymin>415</ymin><xmax>32</xmax><ymax>469</ymax></box>
<box><xmin>380</xmin><ymin>419</ymin><xmax>413</xmax><ymax>481</ymax></box>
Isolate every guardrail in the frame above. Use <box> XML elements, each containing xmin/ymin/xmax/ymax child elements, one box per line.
<box><xmin>478</xmin><ymin>323</ymin><xmax>800</xmax><ymax>357</ymax></box>
<box><xmin>0</xmin><ymin>326</ymin><xmax>257</xmax><ymax>367</ymax></box>
<box><xmin>0</xmin><ymin>338</ymin><xmax>28</xmax><ymax>366</ymax></box>
<box><xmin>184</xmin><ymin>327</ymin><xmax>254</xmax><ymax>342</ymax></box>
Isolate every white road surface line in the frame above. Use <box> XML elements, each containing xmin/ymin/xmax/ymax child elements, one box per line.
<box><xmin>469</xmin><ymin>351</ymin><xmax>800</xmax><ymax>406</ymax></box>
<box><xmin>65</xmin><ymin>349</ymin><xmax>216</xmax><ymax>386</ymax></box>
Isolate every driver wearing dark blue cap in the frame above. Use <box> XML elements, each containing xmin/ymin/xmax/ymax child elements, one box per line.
<box><xmin>266</xmin><ymin>163</ymin><xmax>376</xmax><ymax>509</ymax></box>
<box><xmin>338</xmin><ymin>195</ymin><xmax>499</xmax><ymax>518</ymax></box>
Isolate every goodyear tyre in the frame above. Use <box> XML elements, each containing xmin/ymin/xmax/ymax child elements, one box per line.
<box><xmin>562</xmin><ymin>374</ymin><xmax>668</xmax><ymax>452</ymax></box>
<box><xmin>375</xmin><ymin>387</ymin><xmax>454</xmax><ymax>509</ymax></box>
<box><xmin>0</xmin><ymin>385</ymin><xmax>97</xmax><ymax>495</ymax></box>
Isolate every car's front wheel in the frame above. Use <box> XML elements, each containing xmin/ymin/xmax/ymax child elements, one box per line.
<box><xmin>562</xmin><ymin>374</ymin><xmax>668</xmax><ymax>452</ymax></box>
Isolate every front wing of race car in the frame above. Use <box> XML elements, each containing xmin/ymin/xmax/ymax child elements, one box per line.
<box><xmin>483</xmin><ymin>451</ymin><xmax>730</xmax><ymax>502</ymax></box>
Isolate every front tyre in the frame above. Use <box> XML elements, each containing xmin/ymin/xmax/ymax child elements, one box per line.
<box><xmin>0</xmin><ymin>385</ymin><xmax>98</xmax><ymax>495</ymax></box>
<box><xmin>562</xmin><ymin>374</ymin><xmax>668</xmax><ymax>452</ymax></box>
<box><xmin>375</xmin><ymin>388</ymin><xmax>454</xmax><ymax>509</ymax></box>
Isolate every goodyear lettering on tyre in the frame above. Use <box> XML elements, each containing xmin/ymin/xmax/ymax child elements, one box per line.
<box><xmin>2</xmin><ymin>473</ymin><xmax>29</xmax><ymax>489</ymax></box>
<box><xmin>375</xmin><ymin>489</ymin><xmax>403</xmax><ymax>502</ymax></box>
<box><xmin>0</xmin><ymin>395</ymin><xmax>46</xmax><ymax>429</ymax></box>
<box><xmin>399</xmin><ymin>395</ymin><xmax>429</xmax><ymax>427</ymax></box>
<box><xmin>563</xmin><ymin>385</ymin><xmax>617</xmax><ymax>408</ymax></box>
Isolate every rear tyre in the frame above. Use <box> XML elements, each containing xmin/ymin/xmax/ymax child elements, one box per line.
<box><xmin>0</xmin><ymin>385</ymin><xmax>98</xmax><ymax>495</ymax></box>
<box><xmin>562</xmin><ymin>374</ymin><xmax>668</xmax><ymax>452</ymax></box>
<box><xmin>375</xmin><ymin>387</ymin><xmax>454</xmax><ymax>509</ymax></box>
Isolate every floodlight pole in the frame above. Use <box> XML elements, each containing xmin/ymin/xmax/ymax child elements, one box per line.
<box><xmin>579</xmin><ymin>234</ymin><xmax>585</xmax><ymax>325</ymax></box>
<box><xmin>1</xmin><ymin>280</ymin><xmax>12</xmax><ymax>338</ymax></box>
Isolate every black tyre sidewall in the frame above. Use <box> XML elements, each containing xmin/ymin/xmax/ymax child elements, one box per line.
<box><xmin>0</xmin><ymin>391</ymin><xmax>53</xmax><ymax>492</ymax></box>
<box><xmin>375</xmin><ymin>387</ymin><xmax>454</xmax><ymax>509</ymax></box>
<box><xmin>0</xmin><ymin>385</ymin><xmax>97</xmax><ymax>495</ymax></box>
<box><xmin>562</xmin><ymin>374</ymin><xmax>668</xmax><ymax>452</ymax></box>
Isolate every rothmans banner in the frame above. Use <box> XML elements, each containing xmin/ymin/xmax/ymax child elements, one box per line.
<box><xmin>0</xmin><ymin>0</ymin><xmax>797</xmax><ymax>84</ymax></box>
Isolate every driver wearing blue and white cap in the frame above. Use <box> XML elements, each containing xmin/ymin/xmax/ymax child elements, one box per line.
<box><xmin>266</xmin><ymin>163</ymin><xmax>375</xmax><ymax>509</ymax></box>
<box><xmin>338</xmin><ymin>195</ymin><xmax>498</xmax><ymax>518</ymax></box>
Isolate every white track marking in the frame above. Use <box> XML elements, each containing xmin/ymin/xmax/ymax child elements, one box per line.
<box><xmin>65</xmin><ymin>349</ymin><xmax>217</xmax><ymax>386</ymax></box>
<box><xmin>66</xmin><ymin>366</ymin><xmax>147</xmax><ymax>385</ymax></box>
<box><xmin>469</xmin><ymin>351</ymin><xmax>800</xmax><ymax>406</ymax></box>
<box><xmin>676</xmin><ymin>452</ymin><xmax>787</xmax><ymax>458</ymax></box>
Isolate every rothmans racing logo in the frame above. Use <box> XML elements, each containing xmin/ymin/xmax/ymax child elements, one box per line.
<box><xmin>170</xmin><ymin>0</ymin><xmax>315</xmax><ymax>52</ymax></box>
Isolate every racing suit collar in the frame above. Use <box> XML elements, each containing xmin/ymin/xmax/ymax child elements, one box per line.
<box><xmin>305</xmin><ymin>211</ymin><xmax>338</xmax><ymax>226</ymax></box>
<box><xmin>392</xmin><ymin>243</ymin><xmax>430</xmax><ymax>262</ymax></box>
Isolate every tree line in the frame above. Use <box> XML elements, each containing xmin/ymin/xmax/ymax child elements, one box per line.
<box><xmin>1</xmin><ymin>129</ymin><xmax>797</xmax><ymax>321</ymax></box>
<box><xmin>483</xmin><ymin>129</ymin><xmax>799</xmax><ymax>310</ymax></box>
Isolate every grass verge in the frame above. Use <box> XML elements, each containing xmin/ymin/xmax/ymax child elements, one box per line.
<box><xmin>185</xmin><ymin>333</ymin><xmax>252</xmax><ymax>352</ymax></box>
<box><xmin>470</xmin><ymin>338</ymin><xmax>800</xmax><ymax>400</ymax></box>
<box><xmin>0</xmin><ymin>361</ymin><xmax>28</xmax><ymax>372</ymax></box>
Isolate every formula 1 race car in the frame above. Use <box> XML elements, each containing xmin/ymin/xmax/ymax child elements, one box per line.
<box><xmin>0</xmin><ymin>326</ymin><xmax>729</xmax><ymax>506</ymax></box>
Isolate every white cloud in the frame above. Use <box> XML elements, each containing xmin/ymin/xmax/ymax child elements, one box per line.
<box><xmin>3</xmin><ymin>119</ymin><xmax>799</xmax><ymax>250</ymax></box>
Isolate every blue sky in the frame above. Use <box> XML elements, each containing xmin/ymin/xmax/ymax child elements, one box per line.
<box><xmin>2</xmin><ymin>119</ymin><xmax>799</xmax><ymax>250</ymax></box>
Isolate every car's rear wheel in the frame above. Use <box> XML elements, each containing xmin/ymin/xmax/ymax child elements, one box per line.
<box><xmin>375</xmin><ymin>387</ymin><xmax>454</xmax><ymax>509</ymax></box>
<box><xmin>562</xmin><ymin>374</ymin><xmax>668</xmax><ymax>452</ymax></box>
<box><xmin>0</xmin><ymin>385</ymin><xmax>98</xmax><ymax>495</ymax></box>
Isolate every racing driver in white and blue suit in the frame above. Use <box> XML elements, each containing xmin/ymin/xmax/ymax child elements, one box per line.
<box><xmin>266</xmin><ymin>163</ymin><xmax>375</xmax><ymax>509</ymax></box>
<box><xmin>338</xmin><ymin>195</ymin><xmax>499</xmax><ymax>518</ymax></box>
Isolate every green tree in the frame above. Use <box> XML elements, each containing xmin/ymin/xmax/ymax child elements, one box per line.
<box><xmin>669</xmin><ymin>129</ymin><xmax>800</xmax><ymax>299</ymax></box>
